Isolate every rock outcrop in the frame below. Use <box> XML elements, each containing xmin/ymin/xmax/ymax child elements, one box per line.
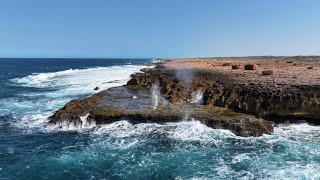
<box><xmin>48</xmin><ymin>86</ymin><xmax>273</xmax><ymax>137</ymax></box>
<box><xmin>48</xmin><ymin>57</ymin><xmax>320</xmax><ymax>137</ymax></box>
<box><xmin>129</xmin><ymin>66</ymin><xmax>320</xmax><ymax>124</ymax></box>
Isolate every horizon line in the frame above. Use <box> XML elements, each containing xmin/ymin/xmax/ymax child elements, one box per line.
<box><xmin>1</xmin><ymin>55</ymin><xmax>320</xmax><ymax>59</ymax></box>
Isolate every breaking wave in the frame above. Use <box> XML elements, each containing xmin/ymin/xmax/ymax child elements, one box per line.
<box><xmin>46</xmin><ymin>121</ymin><xmax>320</xmax><ymax>179</ymax></box>
<box><xmin>1</xmin><ymin>64</ymin><xmax>150</xmax><ymax>131</ymax></box>
<box><xmin>11</xmin><ymin>65</ymin><xmax>148</xmax><ymax>90</ymax></box>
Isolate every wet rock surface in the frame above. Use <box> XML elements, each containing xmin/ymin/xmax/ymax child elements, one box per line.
<box><xmin>48</xmin><ymin>86</ymin><xmax>273</xmax><ymax>137</ymax></box>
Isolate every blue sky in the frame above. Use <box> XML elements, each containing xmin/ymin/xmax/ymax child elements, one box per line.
<box><xmin>0</xmin><ymin>0</ymin><xmax>319</xmax><ymax>58</ymax></box>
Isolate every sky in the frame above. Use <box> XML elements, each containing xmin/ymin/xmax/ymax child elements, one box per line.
<box><xmin>0</xmin><ymin>0</ymin><xmax>319</xmax><ymax>58</ymax></box>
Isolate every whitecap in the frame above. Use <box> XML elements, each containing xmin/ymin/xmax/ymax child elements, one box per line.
<box><xmin>151</xmin><ymin>59</ymin><xmax>161</xmax><ymax>64</ymax></box>
<box><xmin>232</xmin><ymin>153</ymin><xmax>251</xmax><ymax>164</ymax></box>
<box><xmin>273</xmin><ymin>123</ymin><xmax>320</xmax><ymax>143</ymax></box>
<box><xmin>11</xmin><ymin>65</ymin><xmax>150</xmax><ymax>90</ymax></box>
<box><xmin>166</xmin><ymin>120</ymin><xmax>234</xmax><ymax>144</ymax></box>
<box><xmin>90</xmin><ymin>120</ymin><xmax>236</xmax><ymax>149</ymax></box>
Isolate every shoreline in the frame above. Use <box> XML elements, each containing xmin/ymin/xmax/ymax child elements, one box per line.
<box><xmin>47</xmin><ymin>56</ymin><xmax>320</xmax><ymax>137</ymax></box>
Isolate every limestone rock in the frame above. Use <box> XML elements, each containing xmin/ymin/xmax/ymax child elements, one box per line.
<box><xmin>244</xmin><ymin>64</ymin><xmax>256</xmax><ymax>70</ymax></box>
<box><xmin>48</xmin><ymin>86</ymin><xmax>273</xmax><ymax>137</ymax></box>
<box><xmin>232</xmin><ymin>65</ymin><xmax>241</xmax><ymax>69</ymax></box>
<box><xmin>126</xmin><ymin>78</ymin><xmax>138</xmax><ymax>85</ymax></box>
<box><xmin>262</xmin><ymin>70</ymin><xmax>273</xmax><ymax>76</ymax></box>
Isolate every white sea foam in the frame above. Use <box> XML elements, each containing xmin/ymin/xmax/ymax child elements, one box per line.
<box><xmin>151</xmin><ymin>59</ymin><xmax>161</xmax><ymax>64</ymax></box>
<box><xmin>52</xmin><ymin>121</ymin><xmax>320</xmax><ymax>179</ymax></box>
<box><xmin>5</xmin><ymin>64</ymin><xmax>151</xmax><ymax>131</ymax></box>
<box><xmin>92</xmin><ymin>120</ymin><xmax>235</xmax><ymax>146</ymax></box>
<box><xmin>93</xmin><ymin>120</ymin><xmax>163</xmax><ymax>138</ymax></box>
<box><xmin>232</xmin><ymin>153</ymin><xmax>251</xmax><ymax>164</ymax></box>
<box><xmin>166</xmin><ymin>120</ymin><xmax>234</xmax><ymax>144</ymax></box>
<box><xmin>275</xmin><ymin>123</ymin><xmax>320</xmax><ymax>134</ymax></box>
<box><xmin>11</xmin><ymin>65</ymin><xmax>149</xmax><ymax>91</ymax></box>
<box><xmin>91</xmin><ymin>120</ymin><xmax>320</xmax><ymax>146</ymax></box>
<box><xmin>80</xmin><ymin>114</ymin><xmax>96</xmax><ymax>129</ymax></box>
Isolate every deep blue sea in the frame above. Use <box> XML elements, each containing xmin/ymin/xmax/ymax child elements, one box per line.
<box><xmin>1</xmin><ymin>58</ymin><xmax>320</xmax><ymax>179</ymax></box>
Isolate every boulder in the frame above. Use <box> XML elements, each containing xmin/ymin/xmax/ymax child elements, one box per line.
<box><xmin>244</xmin><ymin>64</ymin><xmax>256</xmax><ymax>70</ymax></box>
<box><xmin>126</xmin><ymin>78</ymin><xmax>138</xmax><ymax>85</ymax></box>
<box><xmin>262</xmin><ymin>70</ymin><xmax>273</xmax><ymax>76</ymax></box>
<box><xmin>232</xmin><ymin>65</ymin><xmax>241</xmax><ymax>69</ymax></box>
<box><xmin>307</xmin><ymin>66</ymin><xmax>314</xmax><ymax>70</ymax></box>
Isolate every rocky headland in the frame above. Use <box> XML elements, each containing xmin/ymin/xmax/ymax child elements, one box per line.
<box><xmin>47</xmin><ymin>56</ymin><xmax>320</xmax><ymax>137</ymax></box>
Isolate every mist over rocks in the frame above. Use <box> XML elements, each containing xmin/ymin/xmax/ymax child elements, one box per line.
<box><xmin>48</xmin><ymin>85</ymin><xmax>273</xmax><ymax>137</ymax></box>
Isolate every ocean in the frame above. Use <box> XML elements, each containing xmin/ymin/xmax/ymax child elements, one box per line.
<box><xmin>0</xmin><ymin>58</ymin><xmax>320</xmax><ymax>179</ymax></box>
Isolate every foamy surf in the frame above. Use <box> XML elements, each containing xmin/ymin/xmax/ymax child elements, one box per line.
<box><xmin>3</xmin><ymin>64</ymin><xmax>151</xmax><ymax>131</ymax></box>
<box><xmin>91</xmin><ymin>120</ymin><xmax>236</xmax><ymax>146</ymax></box>
<box><xmin>49</xmin><ymin>120</ymin><xmax>320</xmax><ymax>179</ymax></box>
<box><xmin>11</xmin><ymin>65</ymin><xmax>149</xmax><ymax>90</ymax></box>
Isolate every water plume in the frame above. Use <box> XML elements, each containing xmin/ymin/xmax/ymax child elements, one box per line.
<box><xmin>151</xmin><ymin>83</ymin><xmax>161</xmax><ymax>109</ymax></box>
<box><xmin>176</xmin><ymin>69</ymin><xmax>194</xmax><ymax>87</ymax></box>
<box><xmin>191</xmin><ymin>91</ymin><xmax>204</xmax><ymax>105</ymax></box>
<box><xmin>175</xmin><ymin>65</ymin><xmax>195</xmax><ymax>102</ymax></box>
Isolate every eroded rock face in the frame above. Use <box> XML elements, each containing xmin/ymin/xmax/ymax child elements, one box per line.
<box><xmin>129</xmin><ymin>67</ymin><xmax>320</xmax><ymax>124</ymax></box>
<box><xmin>203</xmin><ymin>84</ymin><xmax>320</xmax><ymax>122</ymax></box>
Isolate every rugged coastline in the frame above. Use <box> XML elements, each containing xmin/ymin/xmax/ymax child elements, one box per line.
<box><xmin>48</xmin><ymin>56</ymin><xmax>320</xmax><ymax>137</ymax></box>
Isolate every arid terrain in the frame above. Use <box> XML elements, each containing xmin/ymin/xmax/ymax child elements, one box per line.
<box><xmin>164</xmin><ymin>56</ymin><xmax>320</xmax><ymax>85</ymax></box>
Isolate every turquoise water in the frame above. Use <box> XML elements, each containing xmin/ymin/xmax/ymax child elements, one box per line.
<box><xmin>1</xmin><ymin>58</ymin><xmax>320</xmax><ymax>179</ymax></box>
